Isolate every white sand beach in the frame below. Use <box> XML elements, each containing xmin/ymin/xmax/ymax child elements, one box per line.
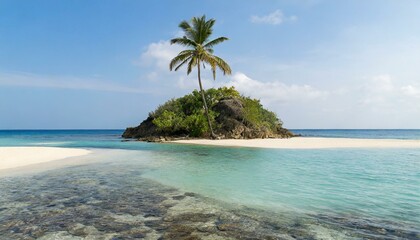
<box><xmin>172</xmin><ymin>137</ymin><xmax>420</xmax><ymax>149</ymax></box>
<box><xmin>0</xmin><ymin>147</ymin><xmax>91</xmax><ymax>170</ymax></box>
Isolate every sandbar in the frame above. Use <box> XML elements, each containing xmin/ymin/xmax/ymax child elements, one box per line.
<box><xmin>0</xmin><ymin>147</ymin><xmax>91</xmax><ymax>170</ymax></box>
<box><xmin>172</xmin><ymin>137</ymin><xmax>420</xmax><ymax>149</ymax></box>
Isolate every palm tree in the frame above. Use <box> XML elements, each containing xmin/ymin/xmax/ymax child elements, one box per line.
<box><xmin>169</xmin><ymin>15</ymin><xmax>232</xmax><ymax>139</ymax></box>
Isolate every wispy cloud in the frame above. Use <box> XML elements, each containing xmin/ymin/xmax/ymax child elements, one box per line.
<box><xmin>361</xmin><ymin>74</ymin><xmax>420</xmax><ymax>104</ymax></box>
<box><xmin>226</xmin><ymin>72</ymin><xmax>327</xmax><ymax>104</ymax></box>
<box><xmin>250</xmin><ymin>10</ymin><xmax>297</xmax><ymax>25</ymax></box>
<box><xmin>0</xmin><ymin>72</ymin><xmax>148</xmax><ymax>93</ymax></box>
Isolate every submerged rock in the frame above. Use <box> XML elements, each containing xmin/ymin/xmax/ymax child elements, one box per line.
<box><xmin>1</xmin><ymin>163</ymin><xmax>418</xmax><ymax>239</ymax></box>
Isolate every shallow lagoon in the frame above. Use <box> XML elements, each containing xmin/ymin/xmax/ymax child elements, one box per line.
<box><xmin>0</xmin><ymin>130</ymin><xmax>420</xmax><ymax>239</ymax></box>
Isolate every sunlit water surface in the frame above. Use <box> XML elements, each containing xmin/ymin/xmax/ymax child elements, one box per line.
<box><xmin>1</xmin><ymin>130</ymin><xmax>419</xmax><ymax>239</ymax></box>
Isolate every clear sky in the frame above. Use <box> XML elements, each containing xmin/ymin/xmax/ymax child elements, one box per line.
<box><xmin>1</xmin><ymin>0</ymin><xmax>420</xmax><ymax>129</ymax></box>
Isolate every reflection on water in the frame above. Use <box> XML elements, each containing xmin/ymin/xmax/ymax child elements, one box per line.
<box><xmin>1</xmin><ymin>149</ymin><xmax>419</xmax><ymax>239</ymax></box>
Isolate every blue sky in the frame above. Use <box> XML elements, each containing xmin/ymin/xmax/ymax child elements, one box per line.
<box><xmin>1</xmin><ymin>0</ymin><xmax>420</xmax><ymax>129</ymax></box>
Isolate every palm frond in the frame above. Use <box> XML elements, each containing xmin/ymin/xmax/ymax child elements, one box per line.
<box><xmin>200</xmin><ymin>52</ymin><xmax>218</xmax><ymax>80</ymax></box>
<box><xmin>191</xmin><ymin>17</ymin><xmax>203</xmax><ymax>43</ymax></box>
<box><xmin>169</xmin><ymin>51</ymin><xmax>194</xmax><ymax>71</ymax></box>
<box><xmin>190</xmin><ymin>15</ymin><xmax>215</xmax><ymax>44</ymax></box>
<box><xmin>213</xmin><ymin>55</ymin><xmax>232</xmax><ymax>75</ymax></box>
<box><xmin>174</xmin><ymin>56</ymin><xmax>192</xmax><ymax>71</ymax></box>
<box><xmin>203</xmin><ymin>18</ymin><xmax>215</xmax><ymax>43</ymax></box>
<box><xmin>179</xmin><ymin>20</ymin><xmax>196</xmax><ymax>40</ymax></box>
<box><xmin>179</xmin><ymin>21</ymin><xmax>191</xmax><ymax>32</ymax></box>
<box><xmin>187</xmin><ymin>56</ymin><xmax>197</xmax><ymax>75</ymax></box>
<box><xmin>204</xmin><ymin>37</ymin><xmax>228</xmax><ymax>48</ymax></box>
<box><xmin>170</xmin><ymin>37</ymin><xmax>197</xmax><ymax>47</ymax></box>
<box><xmin>200</xmin><ymin>53</ymin><xmax>232</xmax><ymax>79</ymax></box>
<box><xmin>205</xmin><ymin>48</ymin><xmax>214</xmax><ymax>54</ymax></box>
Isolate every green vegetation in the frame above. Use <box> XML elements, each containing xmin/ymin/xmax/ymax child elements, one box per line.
<box><xmin>169</xmin><ymin>15</ymin><xmax>232</xmax><ymax>138</ymax></box>
<box><xmin>150</xmin><ymin>87</ymin><xmax>283</xmax><ymax>137</ymax></box>
<box><xmin>242</xmin><ymin>98</ymin><xmax>282</xmax><ymax>131</ymax></box>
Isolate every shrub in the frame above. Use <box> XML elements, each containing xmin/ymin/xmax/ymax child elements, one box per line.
<box><xmin>149</xmin><ymin>99</ymin><xmax>182</xmax><ymax>119</ymax></box>
<box><xmin>242</xmin><ymin>98</ymin><xmax>281</xmax><ymax>131</ymax></box>
<box><xmin>183</xmin><ymin>112</ymin><xmax>209</xmax><ymax>137</ymax></box>
<box><xmin>152</xmin><ymin>110</ymin><xmax>184</xmax><ymax>133</ymax></box>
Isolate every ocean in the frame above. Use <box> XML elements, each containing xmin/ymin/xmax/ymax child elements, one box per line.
<box><xmin>0</xmin><ymin>129</ymin><xmax>419</xmax><ymax>239</ymax></box>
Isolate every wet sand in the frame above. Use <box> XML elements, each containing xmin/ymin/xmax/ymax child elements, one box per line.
<box><xmin>172</xmin><ymin>137</ymin><xmax>420</xmax><ymax>149</ymax></box>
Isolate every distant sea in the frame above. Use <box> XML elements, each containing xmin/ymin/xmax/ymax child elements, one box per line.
<box><xmin>291</xmin><ymin>129</ymin><xmax>420</xmax><ymax>139</ymax></box>
<box><xmin>1</xmin><ymin>129</ymin><xmax>419</xmax><ymax>239</ymax></box>
<box><xmin>1</xmin><ymin>129</ymin><xmax>420</xmax><ymax>147</ymax></box>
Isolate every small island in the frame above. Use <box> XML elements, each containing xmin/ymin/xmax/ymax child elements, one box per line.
<box><xmin>124</xmin><ymin>16</ymin><xmax>293</xmax><ymax>142</ymax></box>
<box><xmin>123</xmin><ymin>87</ymin><xmax>294</xmax><ymax>142</ymax></box>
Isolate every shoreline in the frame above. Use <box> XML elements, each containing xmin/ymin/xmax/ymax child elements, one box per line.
<box><xmin>0</xmin><ymin>147</ymin><xmax>91</xmax><ymax>171</ymax></box>
<box><xmin>171</xmin><ymin>137</ymin><xmax>420</xmax><ymax>149</ymax></box>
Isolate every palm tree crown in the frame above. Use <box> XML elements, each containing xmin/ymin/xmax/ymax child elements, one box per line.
<box><xmin>169</xmin><ymin>15</ymin><xmax>231</xmax><ymax>138</ymax></box>
<box><xmin>169</xmin><ymin>15</ymin><xmax>232</xmax><ymax>79</ymax></box>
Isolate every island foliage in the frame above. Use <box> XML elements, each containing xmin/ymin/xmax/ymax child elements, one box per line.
<box><xmin>123</xmin><ymin>87</ymin><xmax>294</xmax><ymax>141</ymax></box>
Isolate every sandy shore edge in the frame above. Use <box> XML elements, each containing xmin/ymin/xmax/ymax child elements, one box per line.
<box><xmin>0</xmin><ymin>147</ymin><xmax>91</xmax><ymax>170</ymax></box>
<box><xmin>171</xmin><ymin>137</ymin><xmax>420</xmax><ymax>149</ymax></box>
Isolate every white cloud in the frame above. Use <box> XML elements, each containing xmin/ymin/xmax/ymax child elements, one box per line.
<box><xmin>250</xmin><ymin>10</ymin><xmax>297</xmax><ymax>25</ymax></box>
<box><xmin>0</xmin><ymin>72</ymin><xmax>147</xmax><ymax>93</ymax></box>
<box><xmin>139</xmin><ymin>40</ymin><xmax>184</xmax><ymax>71</ymax></box>
<box><xmin>401</xmin><ymin>85</ymin><xmax>420</xmax><ymax>98</ymax></box>
<box><xmin>360</xmin><ymin>74</ymin><xmax>420</xmax><ymax>106</ymax></box>
<box><xmin>226</xmin><ymin>72</ymin><xmax>327</xmax><ymax>104</ymax></box>
<box><xmin>369</xmin><ymin>75</ymin><xmax>394</xmax><ymax>92</ymax></box>
<box><xmin>137</xmin><ymin>39</ymin><xmax>192</xmax><ymax>92</ymax></box>
<box><xmin>361</xmin><ymin>74</ymin><xmax>395</xmax><ymax>104</ymax></box>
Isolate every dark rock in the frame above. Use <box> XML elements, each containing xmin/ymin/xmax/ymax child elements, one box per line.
<box><xmin>122</xmin><ymin>117</ymin><xmax>159</xmax><ymax>139</ymax></box>
<box><xmin>184</xmin><ymin>192</ymin><xmax>197</xmax><ymax>197</ymax></box>
<box><xmin>172</xmin><ymin>195</ymin><xmax>185</xmax><ymax>200</ymax></box>
<box><xmin>163</xmin><ymin>224</ymin><xmax>196</xmax><ymax>239</ymax></box>
<box><xmin>9</xmin><ymin>226</ymin><xmax>21</xmax><ymax>233</ymax></box>
<box><xmin>216</xmin><ymin>222</ymin><xmax>239</xmax><ymax>231</ymax></box>
<box><xmin>144</xmin><ymin>220</ymin><xmax>164</xmax><ymax>229</ymax></box>
<box><xmin>172</xmin><ymin>213</ymin><xmax>216</xmax><ymax>223</ymax></box>
<box><xmin>213</xmin><ymin>98</ymin><xmax>244</xmax><ymax>120</ymax></box>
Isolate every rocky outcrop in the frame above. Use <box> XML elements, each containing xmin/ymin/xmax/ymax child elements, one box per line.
<box><xmin>213</xmin><ymin>98</ymin><xmax>294</xmax><ymax>139</ymax></box>
<box><xmin>122</xmin><ymin>117</ymin><xmax>183</xmax><ymax>142</ymax></box>
<box><xmin>123</xmin><ymin>97</ymin><xmax>294</xmax><ymax>141</ymax></box>
<box><xmin>122</xmin><ymin>117</ymin><xmax>157</xmax><ymax>139</ymax></box>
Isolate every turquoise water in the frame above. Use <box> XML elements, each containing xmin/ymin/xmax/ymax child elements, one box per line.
<box><xmin>145</xmin><ymin>147</ymin><xmax>420</xmax><ymax>226</ymax></box>
<box><xmin>1</xmin><ymin>130</ymin><xmax>420</xmax><ymax>238</ymax></box>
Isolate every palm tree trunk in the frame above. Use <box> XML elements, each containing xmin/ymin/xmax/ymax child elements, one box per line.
<box><xmin>197</xmin><ymin>59</ymin><xmax>216</xmax><ymax>139</ymax></box>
